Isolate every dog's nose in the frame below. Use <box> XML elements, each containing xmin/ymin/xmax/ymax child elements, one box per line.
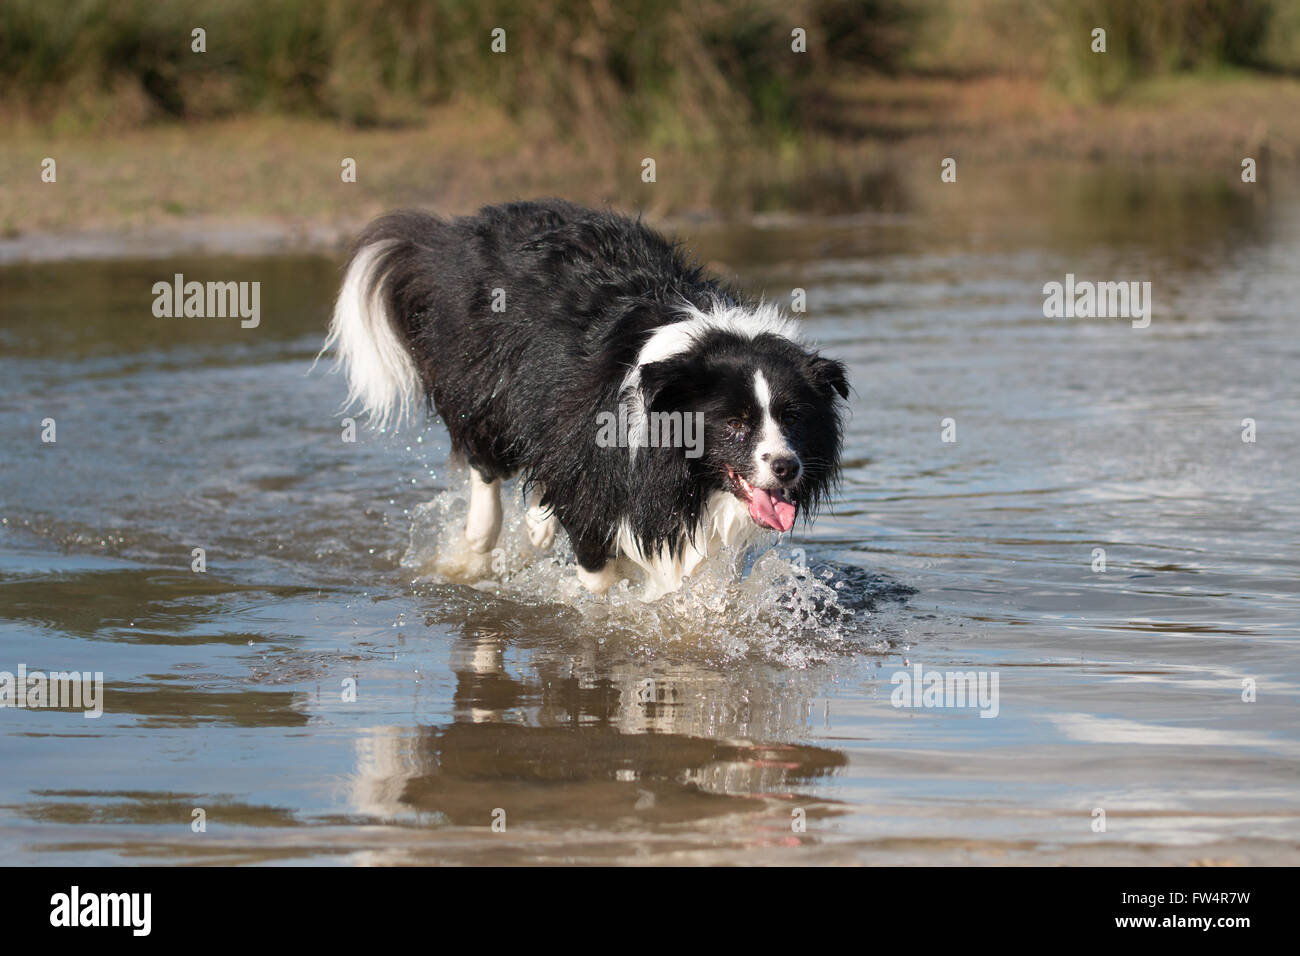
<box><xmin>768</xmin><ymin>456</ymin><xmax>800</xmax><ymax>482</ymax></box>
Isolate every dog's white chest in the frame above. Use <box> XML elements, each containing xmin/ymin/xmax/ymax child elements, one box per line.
<box><xmin>615</xmin><ymin>491</ymin><xmax>763</xmax><ymax>601</ymax></box>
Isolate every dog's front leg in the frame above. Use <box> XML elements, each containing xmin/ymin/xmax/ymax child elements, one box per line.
<box><xmin>465</xmin><ymin>469</ymin><xmax>503</xmax><ymax>553</ymax></box>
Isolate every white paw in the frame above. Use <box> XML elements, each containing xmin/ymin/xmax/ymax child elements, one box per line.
<box><xmin>576</xmin><ymin>563</ymin><xmax>618</xmax><ymax>595</ymax></box>
<box><xmin>423</xmin><ymin>547</ymin><xmax>494</xmax><ymax>582</ymax></box>
<box><xmin>526</xmin><ymin>507</ymin><xmax>558</xmax><ymax>550</ymax></box>
<box><xmin>464</xmin><ymin>524</ymin><xmax>500</xmax><ymax>554</ymax></box>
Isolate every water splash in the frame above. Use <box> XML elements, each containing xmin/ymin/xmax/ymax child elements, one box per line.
<box><xmin>400</xmin><ymin>471</ymin><xmax>906</xmax><ymax>666</ymax></box>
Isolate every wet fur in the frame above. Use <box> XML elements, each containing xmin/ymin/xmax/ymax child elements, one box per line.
<box><xmin>324</xmin><ymin>199</ymin><xmax>848</xmax><ymax>591</ymax></box>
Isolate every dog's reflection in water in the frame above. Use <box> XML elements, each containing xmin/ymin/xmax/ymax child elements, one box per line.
<box><xmin>351</xmin><ymin>632</ymin><xmax>848</xmax><ymax>828</ymax></box>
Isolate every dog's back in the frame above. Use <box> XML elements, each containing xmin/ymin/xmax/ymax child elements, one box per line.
<box><xmin>324</xmin><ymin>199</ymin><xmax>720</xmax><ymax>430</ymax></box>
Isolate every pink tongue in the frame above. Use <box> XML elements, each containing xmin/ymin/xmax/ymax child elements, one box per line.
<box><xmin>748</xmin><ymin>488</ymin><xmax>797</xmax><ymax>532</ymax></box>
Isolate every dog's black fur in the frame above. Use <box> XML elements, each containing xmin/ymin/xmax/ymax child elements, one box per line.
<box><xmin>330</xmin><ymin>199</ymin><xmax>848</xmax><ymax>585</ymax></box>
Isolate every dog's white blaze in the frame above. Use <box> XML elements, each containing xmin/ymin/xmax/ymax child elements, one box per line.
<box><xmin>318</xmin><ymin>241</ymin><xmax>420</xmax><ymax>430</ymax></box>
<box><xmin>751</xmin><ymin>369</ymin><xmax>798</xmax><ymax>487</ymax></box>
<box><xmin>621</xmin><ymin>300</ymin><xmax>799</xmax><ymax>457</ymax></box>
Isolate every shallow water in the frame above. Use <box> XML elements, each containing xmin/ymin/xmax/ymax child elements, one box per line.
<box><xmin>2</xmin><ymin>170</ymin><xmax>1298</xmax><ymax>864</ymax></box>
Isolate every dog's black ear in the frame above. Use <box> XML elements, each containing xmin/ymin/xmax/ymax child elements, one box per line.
<box><xmin>806</xmin><ymin>354</ymin><xmax>850</xmax><ymax>400</ymax></box>
<box><xmin>637</xmin><ymin>358</ymin><xmax>689</xmax><ymax>410</ymax></box>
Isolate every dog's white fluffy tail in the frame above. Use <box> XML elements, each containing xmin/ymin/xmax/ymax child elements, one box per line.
<box><xmin>319</xmin><ymin>240</ymin><xmax>420</xmax><ymax>431</ymax></box>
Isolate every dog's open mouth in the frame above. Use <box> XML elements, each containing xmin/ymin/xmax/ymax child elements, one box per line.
<box><xmin>725</xmin><ymin>466</ymin><xmax>797</xmax><ymax>533</ymax></box>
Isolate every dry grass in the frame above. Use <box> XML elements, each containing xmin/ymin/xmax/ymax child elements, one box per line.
<box><xmin>3</xmin><ymin>72</ymin><xmax>1298</xmax><ymax>253</ymax></box>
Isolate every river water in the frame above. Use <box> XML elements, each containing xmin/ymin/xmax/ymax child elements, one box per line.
<box><xmin>2</xmin><ymin>169</ymin><xmax>1297</xmax><ymax>864</ymax></box>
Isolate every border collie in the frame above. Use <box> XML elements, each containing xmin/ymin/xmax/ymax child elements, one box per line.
<box><xmin>323</xmin><ymin>200</ymin><xmax>848</xmax><ymax>599</ymax></box>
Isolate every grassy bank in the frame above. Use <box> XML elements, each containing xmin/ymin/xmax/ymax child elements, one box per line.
<box><xmin>2</xmin><ymin>2</ymin><xmax>1298</xmax><ymax>251</ymax></box>
<box><xmin>6</xmin><ymin>0</ymin><xmax>1300</xmax><ymax>139</ymax></box>
<box><xmin>3</xmin><ymin>70</ymin><xmax>1294</xmax><ymax>240</ymax></box>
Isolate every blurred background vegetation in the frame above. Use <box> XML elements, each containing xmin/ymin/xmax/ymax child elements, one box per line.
<box><xmin>1</xmin><ymin>0</ymin><xmax>1296</xmax><ymax>236</ymax></box>
<box><xmin>5</xmin><ymin>0</ymin><xmax>1299</xmax><ymax>141</ymax></box>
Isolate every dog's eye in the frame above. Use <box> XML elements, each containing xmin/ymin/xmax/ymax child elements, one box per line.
<box><xmin>727</xmin><ymin>418</ymin><xmax>749</xmax><ymax>433</ymax></box>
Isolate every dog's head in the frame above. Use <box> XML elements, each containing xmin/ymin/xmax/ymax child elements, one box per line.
<box><xmin>634</xmin><ymin>328</ymin><xmax>849</xmax><ymax>531</ymax></box>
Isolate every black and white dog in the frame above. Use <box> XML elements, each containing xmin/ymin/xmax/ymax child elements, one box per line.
<box><xmin>324</xmin><ymin>200</ymin><xmax>848</xmax><ymax>599</ymax></box>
